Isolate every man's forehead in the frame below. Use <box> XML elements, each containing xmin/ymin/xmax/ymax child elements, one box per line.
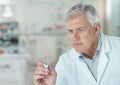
<box><xmin>66</xmin><ymin>22</ymin><xmax>88</xmax><ymax>30</ymax></box>
<box><xmin>67</xmin><ymin>15</ymin><xmax>89</xmax><ymax>25</ymax></box>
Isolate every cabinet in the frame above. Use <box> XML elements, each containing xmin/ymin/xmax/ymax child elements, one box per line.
<box><xmin>0</xmin><ymin>54</ymin><xmax>30</xmax><ymax>85</ymax></box>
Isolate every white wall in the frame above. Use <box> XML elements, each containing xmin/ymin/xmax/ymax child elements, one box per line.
<box><xmin>13</xmin><ymin>0</ymin><xmax>100</xmax><ymax>33</ymax></box>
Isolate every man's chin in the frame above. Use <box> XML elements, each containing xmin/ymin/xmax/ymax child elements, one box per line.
<box><xmin>74</xmin><ymin>48</ymin><xmax>82</xmax><ymax>53</ymax></box>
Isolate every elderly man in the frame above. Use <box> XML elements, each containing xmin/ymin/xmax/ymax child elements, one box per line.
<box><xmin>33</xmin><ymin>4</ymin><xmax>120</xmax><ymax>85</ymax></box>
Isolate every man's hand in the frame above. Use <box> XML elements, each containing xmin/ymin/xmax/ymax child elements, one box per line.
<box><xmin>33</xmin><ymin>62</ymin><xmax>57</xmax><ymax>85</ymax></box>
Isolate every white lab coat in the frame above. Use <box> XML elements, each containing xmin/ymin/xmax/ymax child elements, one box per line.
<box><xmin>55</xmin><ymin>33</ymin><xmax>120</xmax><ymax>85</ymax></box>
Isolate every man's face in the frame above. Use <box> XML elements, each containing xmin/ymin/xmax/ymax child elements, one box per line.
<box><xmin>66</xmin><ymin>14</ymin><xmax>100</xmax><ymax>53</ymax></box>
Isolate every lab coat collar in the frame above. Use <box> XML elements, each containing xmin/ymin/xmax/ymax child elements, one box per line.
<box><xmin>71</xmin><ymin>48</ymin><xmax>82</xmax><ymax>60</ymax></box>
<box><xmin>100</xmin><ymin>33</ymin><xmax>111</xmax><ymax>53</ymax></box>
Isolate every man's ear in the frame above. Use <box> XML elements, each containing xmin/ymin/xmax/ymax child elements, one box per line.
<box><xmin>94</xmin><ymin>22</ymin><xmax>101</xmax><ymax>34</ymax></box>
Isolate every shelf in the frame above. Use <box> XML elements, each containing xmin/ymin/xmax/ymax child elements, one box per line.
<box><xmin>20</xmin><ymin>31</ymin><xmax>67</xmax><ymax>36</ymax></box>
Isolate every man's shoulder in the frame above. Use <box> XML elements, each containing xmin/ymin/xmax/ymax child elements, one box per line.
<box><xmin>102</xmin><ymin>33</ymin><xmax>120</xmax><ymax>41</ymax></box>
<box><xmin>101</xmin><ymin>33</ymin><xmax>120</xmax><ymax>43</ymax></box>
<box><xmin>57</xmin><ymin>48</ymin><xmax>78</xmax><ymax>64</ymax></box>
<box><xmin>106</xmin><ymin>35</ymin><xmax>120</xmax><ymax>44</ymax></box>
<box><xmin>60</xmin><ymin>48</ymin><xmax>75</xmax><ymax>60</ymax></box>
<box><xmin>101</xmin><ymin>33</ymin><xmax>120</xmax><ymax>49</ymax></box>
<box><xmin>55</xmin><ymin>48</ymin><xmax>77</xmax><ymax>71</ymax></box>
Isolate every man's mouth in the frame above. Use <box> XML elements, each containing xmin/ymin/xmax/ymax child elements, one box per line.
<box><xmin>73</xmin><ymin>43</ymin><xmax>82</xmax><ymax>45</ymax></box>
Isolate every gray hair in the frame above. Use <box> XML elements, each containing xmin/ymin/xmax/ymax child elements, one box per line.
<box><xmin>65</xmin><ymin>4</ymin><xmax>99</xmax><ymax>26</ymax></box>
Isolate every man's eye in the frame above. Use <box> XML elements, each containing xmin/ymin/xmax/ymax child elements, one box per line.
<box><xmin>78</xmin><ymin>28</ymin><xmax>84</xmax><ymax>31</ymax></box>
<box><xmin>68</xmin><ymin>30</ymin><xmax>73</xmax><ymax>33</ymax></box>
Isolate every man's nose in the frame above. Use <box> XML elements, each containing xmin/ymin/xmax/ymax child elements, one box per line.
<box><xmin>72</xmin><ymin>31</ymin><xmax>80</xmax><ymax>39</ymax></box>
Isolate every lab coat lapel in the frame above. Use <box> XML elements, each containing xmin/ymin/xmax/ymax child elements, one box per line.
<box><xmin>76</xmin><ymin>59</ymin><xmax>97</xmax><ymax>84</ymax></box>
<box><xmin>72</xmin><ymin>50</ymin><xmax>97</xmax><ymax>84</ymax></box>
<box><xmin>97</xmin><ymin>33</ymin><xmax>111</xmax><ymax>83</ymax></box>
<box><xmin>97</xmin><ymin>51</ymin><xmax>109</xmax><ymax>83</ymax></box>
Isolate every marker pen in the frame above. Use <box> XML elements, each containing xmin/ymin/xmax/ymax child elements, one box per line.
<box><xmin>44</xmin><ymin>64</ymin><xmax>48</xmax><ymax>69</ymax></box>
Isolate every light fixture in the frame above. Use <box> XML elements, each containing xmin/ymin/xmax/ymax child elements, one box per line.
<box><xmin>0</xmin><ymin>0</ymin><xmax>10</xmax><ymax>5</ymax></box>
<box><xmin>2</xmin><ymin>6</ymin><xmax>14</xmax><ymax>18</ymax></box>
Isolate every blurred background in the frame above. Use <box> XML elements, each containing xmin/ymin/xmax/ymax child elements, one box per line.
<box><xmin>0</xmin><ymin>0</ymin><xmax>120</xmax><ymax>85</ymax></box>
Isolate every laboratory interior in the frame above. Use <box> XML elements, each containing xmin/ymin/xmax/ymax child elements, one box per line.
<box><xmin>0</xmin><ymin>0</ymin><xmax>120</xmax><ymax>85</ymax></box>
